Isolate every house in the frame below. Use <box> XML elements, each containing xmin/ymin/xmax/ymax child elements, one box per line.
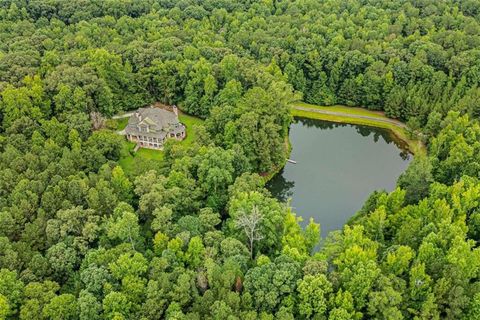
<box><xmin>125</xmin><ymin>106</ymin><xmax>185</xmax><ymax>149</ymax></box>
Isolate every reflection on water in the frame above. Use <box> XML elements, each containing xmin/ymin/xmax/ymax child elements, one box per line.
<box><xmin>296</xmin><ymin>118</ymin><xmax>410</xmax><ymax>159</ymax></box>
<box><xmin>267</xmin><ymin>168</ymin><xmax>294</xmax><ymax>203</ymax></box>
<box><xmin>266</xmin><ymin>117</ymin><xmax>411</xmax><ymax>237</ymax></box>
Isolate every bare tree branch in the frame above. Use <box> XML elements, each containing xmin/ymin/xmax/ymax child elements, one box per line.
<box><xmin>90</xmin><ymin>111</ymin><xmax>106</xmax><ymax>130</ymax></box>
<box><xmin>235</xmin><ymin>205</ymin><xmax>264</xmax><ymax>259</ymax></box>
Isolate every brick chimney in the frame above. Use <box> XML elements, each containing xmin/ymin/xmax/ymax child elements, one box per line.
<box><xmin>173</xmin><ymin>105</ymin><xmax>178</xmax><ymax>116</ymax></box>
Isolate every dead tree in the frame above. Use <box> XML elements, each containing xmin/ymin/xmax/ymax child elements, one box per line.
<box><xmin>235</xmin><ymin>205</ymin><xmax>264</xmax><ymax>259</ymax></box>
<box><xmin>90</xmin><ymin>111</ymin><xmax>106</xmax><ymax>130</ymax></box>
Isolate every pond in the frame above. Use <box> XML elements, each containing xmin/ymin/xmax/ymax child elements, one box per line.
<box><xmin>266</xmin><ymin>117</ymin><xmax>412</xmax><ymax>237</ymax></box>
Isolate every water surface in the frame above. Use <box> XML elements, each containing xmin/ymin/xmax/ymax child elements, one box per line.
<box><xmin>267</xmin><ymin>117</ymin><xmax>411</xmax><ymax>237</ymax></box>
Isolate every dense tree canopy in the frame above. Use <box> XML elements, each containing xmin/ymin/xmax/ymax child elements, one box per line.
<box><xmin>0</xmin><ymin>0</ymin><xmax>480</xmax><ymax>319</ymax></box>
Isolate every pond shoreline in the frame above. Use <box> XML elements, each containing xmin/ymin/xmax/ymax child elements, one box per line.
<box><xmin>264</xmin><ymin>102</ymin><xmax>424</xmax><ymax>183</ymax></box>
<box><xmin>262</xmin><ymin>135</ymin><xmax>292</xmax><ymax>182</ymax></box>
<box><xmin>266</xmin><ymin>117</ymin><xmax>412</xmax><ymax>235</ymax></box>
<box><xmin>291</xmin><ymin>102</ymin><xmax>426</xmax><ymax>156</ymax></box>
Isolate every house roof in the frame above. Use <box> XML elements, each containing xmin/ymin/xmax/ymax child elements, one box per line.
<box><xmin>125</xmin><ymin>107</ymin><xmax>184</xmax><ymax>138</ymax></box>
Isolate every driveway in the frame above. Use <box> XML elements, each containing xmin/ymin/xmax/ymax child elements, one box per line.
<box><xmin>112</xmin><ymin>112</ymin><xmax>134</xmax><ymax>119</ymax></box>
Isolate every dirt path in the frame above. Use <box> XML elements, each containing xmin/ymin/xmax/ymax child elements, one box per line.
<box><xmin>292</xmin><ymin>105</ymin><xmax>406</xmax><ymax>128</ymax></box>
<box><xmin>112</xmin><ymin>112</ymin><xmax>134</xmax><ymax>119</ymax></box>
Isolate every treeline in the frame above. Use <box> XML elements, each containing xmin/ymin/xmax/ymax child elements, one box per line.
<box><xmin>2</xmin><ymin>0</ymin><xmax>480</xmax><ymax>128</ymax></box>
<box><xmin>0</xmin><ymin>0</ymin><xmax>480</xmax><ymax>319</ymax></box>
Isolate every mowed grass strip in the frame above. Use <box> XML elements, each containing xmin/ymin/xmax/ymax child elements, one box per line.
<box><xmin>294</xmin><ymin>101</ymin><xmax>387</xmax><ymax>119</ymax></box>
<box><xmin>291</xmin><ymin>106</ymin><xmax>426</xmax><ymax>156</ymax></box>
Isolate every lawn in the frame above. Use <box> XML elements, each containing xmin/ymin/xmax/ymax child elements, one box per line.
<box><xmin>117</xmin><ymin>141</ymin><xmax>141</xmax><ymax>175</ymax></box>
<box><xmin>115</xmin><ymin>111</ymin><xmax>204</xmax><ymax>176</ymax></box>
<box><xmin>106</xmin><ymin>117</ymin><xmax>129</xmax><ymax>130</ymax></box>
<box><xmin>291</xmin><ymin>103</ymin><xmax>426</xmax><ymax>156</ymax></box>
<box><xmin>178</xmin><ymin>112</ymin><xmax>204</xmax><ymax>147</ymax></box>
<box><xmin>294</xmin><ymin>101</ymin><xmax>388</xmax><ymax>119</ymax></box>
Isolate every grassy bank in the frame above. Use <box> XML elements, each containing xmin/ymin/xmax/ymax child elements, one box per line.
<box><xmin>178</xmin><ymin>112</ymin><xmax>204</xmax><ymax>147</ymax></box>
<box><xmin>292</xmin><ymin>102</ymin><xmax>426</xmax><ymax>156</ymax></box>
<box><xmin>295</xmin><ymin>102</ymin><xmax>387</xmax><ymax>119</ymax></box>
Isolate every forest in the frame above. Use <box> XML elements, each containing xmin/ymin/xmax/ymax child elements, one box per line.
<box><xmin>0</xmin><ymin>0</ymin><xmax>480</xmax><ymax>319</ymax></box>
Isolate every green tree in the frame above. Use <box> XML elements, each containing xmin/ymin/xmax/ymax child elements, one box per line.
<box><xmin>297</xmin><ymin>274</ymin><xmax>332</xmax><ymax>318</ymax></box>
<box><xmin>0</xmin><ymin>294</ymin><xmax>9</xmax><ymax>320</ymax></box>
<box><xmin>43</xmin><ymin>294</ymin><xmax>77</xmax><ymax>320</ymax></box>
<box><xmin>46</xmin><ymin>243</ymin><xmax>77</xmax><ymax>282</ymax></box>
<box><xmin>78</xmin><ymin>290</ymin><xmax>101</xmax><ymax>320</ymax></box>
<box><xmin>20</xmin><ymin>281</ymin><xmax>59</xmax><ymax>320</ymax></box>
<box><xmin>111</xmin><ymin>166</ymin><xmax>133</xmax><ymax>204</ymax></box>
<box><xmin>103</xmin><ymin>292</ymin><xmax>131</xmax><ymax>320</ymax></box>
<box><xmin>185</xmin><ymin>236</ymin><xmax>205</xmax><ymax>269</ymax></box>
<box><xmin>196</xmin><ymin>147</ymin><xmax>235</xmax><ymax>210</ymax></box>
<box><xmin>243</xmin><ymin>255</ymin><xmax>301</xmax><ymax>312</ymax></box>
<box><xmin>107</xmin><ymin>209</ymin><xmax>141</xmax><ymax>250</ymax></box>
<box><xmin>398</xmin><ymin>155</ymin><xmax>433</xmax><ymax>204</ymax></box>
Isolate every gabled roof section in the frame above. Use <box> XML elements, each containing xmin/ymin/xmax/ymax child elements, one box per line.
<box><xmin>140</xmin><ymin>117</ymin><xmax>156</xmax><ymax>126</ymax></box>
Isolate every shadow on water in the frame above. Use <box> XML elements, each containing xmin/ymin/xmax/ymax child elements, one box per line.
<box><xmin>265</xmin><ymin>168</ymin><xmax>295</xmax><ymax>203</ymax></box>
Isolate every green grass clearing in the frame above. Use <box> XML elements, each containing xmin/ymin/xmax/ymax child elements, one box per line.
<box><xmin>178</xmin><ymin>112</ymin><xmax>204</xmax><ymax>147</ymax></box>
<box><xmin>117</xmin><ymin>140</ymin><xmax>140</xmax><ymax>175</ymax></box>
<box><xmin>114</xmin><ymin>111</ymin><xmax>204</xmax><ymax>176</ymax></box>
<box><xmin>294</xmin><ymin>101</ymin><xmax>388</xmax><ymax>119</ymax></box>
<box><xmin>106</xmin><ymin>117</ymin><xmax>129</xmax><ymax>130</ymax></box>
<box><xmin>115</xmin><ymin>117</ymin><xmax>129</xmax><ymax>130</ymax></box>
